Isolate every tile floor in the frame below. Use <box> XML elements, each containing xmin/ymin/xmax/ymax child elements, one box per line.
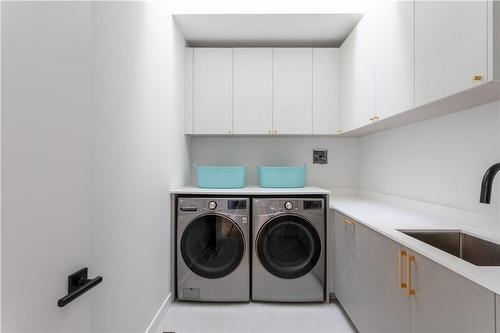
<box><xmin>156</xmin><ymin>301</ymin><xmax>356</xmax><ymax>333</ymax></box>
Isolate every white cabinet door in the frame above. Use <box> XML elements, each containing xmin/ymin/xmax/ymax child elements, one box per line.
<box><xmin>415</xmin><ymin>1</ymin><xmax>488</xmax><ymax>107</ymax></box>
<box><xmin>233</xmin><ymin>48</ymin><xmax>273</xmax><ymax>134</ymax></box>
<box><xmin>313</xmin><ymin>48</ymin><xmax>339</xmax><ymax>134</ymax></box>
<box><xmin>339</xmin><ymin>15</ymin><xmax>375</xmax><ymax>132</ymax></box>
<box><xmin>193</xmin><ymin>48</ymin><xmax>233</xmax><ymax>134</ymax></box>
<box><xmin>410</xmin><ymin>251</ymin><xmax>495</xmax><ymax>333</ymax></box>
<box><xmin>375</xmin><ymin>1</ymin><xmax>414</xmax><ymax>119</ymax></box>
<box><xmin>273</xmin><ymin>48</ymin><xmax>313</xmax><ymax>134</ymax></box>
<box><xmin>185</xmin><ymin>48</ymin><xmax>194</xmax><ymax>134</ymax></box>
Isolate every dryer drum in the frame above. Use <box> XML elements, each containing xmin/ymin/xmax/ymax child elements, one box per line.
<box><xmin>257</xmin><ymin>215</ymin><xmax>321</xmax><ymax>279</ymax></box>
<box><xmin>181</xmin><ymin>214</ymin><xmax>245</xmax><ymax>279</ymax></box>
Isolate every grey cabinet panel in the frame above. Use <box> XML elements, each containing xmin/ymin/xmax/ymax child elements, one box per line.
<box><xmin>353</xmin><ymin>222</ymin><xmax>410</xmax><ymax>333</ymax></box>
<box><xmin>332</xmin><ymin>211</ymin><xmax>357</xmax><ymax>316</ymax></box>
<box><xmin>332</xmin><ymin>209</ymin><xmax>496</xmax><ymax>333</ymax></box>
<box><xmin>332</xmin><ymin>211</ymin><xmax>410</xmax><ymax>332</ymax></box>
<box><xmin>495</xmin><ymin>294</ymin><xmax>499</xmax><ymax>333</ymax></box>
<box><xmin>495</xmin><ymin>295</ymin><xmax>500</xmax><ymax>333</ymax></box>
<box><xmin>410</xmin><ymin>251</ymin><xmax>495</xmax><ymax>333</ymax></box>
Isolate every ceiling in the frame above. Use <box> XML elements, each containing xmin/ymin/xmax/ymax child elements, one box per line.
<box><xmin>174</xmin><ymin>14</ymin><xmax>363</xmax><ymax>47</ymax></box>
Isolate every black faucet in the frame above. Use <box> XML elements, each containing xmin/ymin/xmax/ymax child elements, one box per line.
<box><xmin>480</xmin><ymin>163</ymin><xmax>500</xmax><ymax>204</ymax></box>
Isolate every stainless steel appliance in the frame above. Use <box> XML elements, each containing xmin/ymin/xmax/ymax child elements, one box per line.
<box><xmin>177</xmin><ymin>197</ymin><xmax>250</xmax><ymax>302</ymax></box>
<box><xmin>252</xmin><ymin>197</ymin><xmax>325</xmax><ymax>302</ymax></box>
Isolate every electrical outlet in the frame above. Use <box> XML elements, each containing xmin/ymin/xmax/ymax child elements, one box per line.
<box><xmin>313</xmin><ymin>149</ymin><xmax>327</xmax><ymax>164</ymax></box>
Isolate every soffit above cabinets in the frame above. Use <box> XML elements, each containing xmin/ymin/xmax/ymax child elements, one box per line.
<box><xmin>173</xmin><ymin>14</ymin><xmax>363</xmax><ymax>47</ymax></box>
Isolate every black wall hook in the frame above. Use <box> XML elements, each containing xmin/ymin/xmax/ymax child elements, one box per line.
<box><xmin>57</xmin><ymin>267</ymin><xmax>102</xmax><ymax>307</ymax></box>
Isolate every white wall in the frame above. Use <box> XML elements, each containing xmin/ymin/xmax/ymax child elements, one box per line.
<box><xmin>91</xmin><ymin>2</ymin><xmax>190</xmax><ymax>332</ymax></box>
<box><xmin>191</xmin><ymin>138</ymin><xmax>359</xmax><ymax>188</ymax></box>
<box><xmin>359</xmin><ymin>101</ymin><xmax>500</xmax><ymax>216</ymax></box>
<box><xmin>171</xmin><ymin>0</ymin><xmax>373</xmax><ymax>14</ymax></box>
<box><xmin>1</xmin><ymin>2</ymin><xmax>92</xmax><ymax>332</ymax></box>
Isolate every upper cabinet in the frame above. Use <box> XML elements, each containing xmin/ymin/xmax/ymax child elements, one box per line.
<box><xmin>186</xmin><ymin>47</ymin><xmax>340</xmax><ymax>135</ymax></box>
<box><xmin>339</xmin><ymin>14</ymin><xmax>375</xmax><ymax>132</ymax></box>
<box><xmin>313</xmin><ymin>48</ymin><xmax>340</xmax><ymax>134</ymax></box>
<box><xmin>193</xmin><ymin>48</ymin><xmax>233</xmax><ymax>134</ymax></box>
<box><xmin>273</xmin><ymin>48</ymin><xmax>313</xmax><ymax>134</ymax></box>
<box><xmin>233</xmin><ymin>48</ymin><xmax>273</xmax><ymax>135</ymax></box>
<box><xmin>185</xmin><ymin>1</ymin><xmax>499</xmax><ymax>136</ymax></box>
<box><xmin>375</xmin><ymin>0</ymin><xmax>414</xmax><ymax>119</ymax></box>
<box><xmin>415</xmin><ymin>1</ymin><xmax>488</xmax><ymax>107</ymax></box>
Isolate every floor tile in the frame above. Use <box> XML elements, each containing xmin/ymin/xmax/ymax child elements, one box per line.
<box><xmin>156</xmin><ymin>301</ymin><xmax>356</xmax><ymax>333</ymax></box>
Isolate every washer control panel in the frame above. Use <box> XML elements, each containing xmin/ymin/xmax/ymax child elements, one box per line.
<box><xmin>178</xmin><ymin>197</ymin><xmax>249</xmax><ymax>216</ymax></box>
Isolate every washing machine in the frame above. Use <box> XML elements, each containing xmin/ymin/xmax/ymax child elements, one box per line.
<box><xmin>177</xmin><ymin>197</ymin><xmax>250</xmax><ymax>302</ymax></box>
<box><xmin>252</xmin><ymin>197</ymin><xmax>325</xmax><ymax>302</ymax></box>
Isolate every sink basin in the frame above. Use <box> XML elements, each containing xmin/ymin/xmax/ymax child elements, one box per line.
<box><xmin>398</xmin><ymin>230</ymin><xmax>500</xmax><ymax>266</ymax></box>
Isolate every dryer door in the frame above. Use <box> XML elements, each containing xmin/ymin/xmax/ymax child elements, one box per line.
<box><xmin>257</xmin><ymin>215</ymin><xmax>321</xmax><ymax>279</ymax></box>
<box><xmin>180</xmin><ymin>214</ymin><xmax>245</xmax><ymax>279</ymax></box>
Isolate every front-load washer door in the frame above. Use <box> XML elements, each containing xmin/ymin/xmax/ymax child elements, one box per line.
<box><xmin>181</xmin><ymin>214</ymin><xmax>245</xmax><ymax>279</ymax></box>
<box><xmin>257</xmin><ymin>215</ymin><xmax>321</xmax><ymax>279</ymax></box>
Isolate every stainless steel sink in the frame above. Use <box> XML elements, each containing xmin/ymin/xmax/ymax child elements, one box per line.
<box><xmin>398</xmin><ymin>230</ymin><xmax>500</xmax><ymax>266</ymax></box>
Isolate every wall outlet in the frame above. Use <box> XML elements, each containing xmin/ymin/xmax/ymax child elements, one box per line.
<box><xmin>313</xmin><ymin>149</ymin><xmax>328</xmax><ymax>164</ymax></box>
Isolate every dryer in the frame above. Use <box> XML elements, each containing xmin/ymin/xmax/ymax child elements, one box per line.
<box><xmin>252</xmin><ymin>197</ymin><xmax>325</xmax><ymax>302</ymax></box>
<box><xmin>177</xmin><ymin>197</ymin><xmax>250</xmax><ymax>302</ymax></box>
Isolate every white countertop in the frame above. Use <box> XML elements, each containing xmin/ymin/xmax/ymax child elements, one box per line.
<box><xmin>171</xmin><ymin>186</ymin><xmax>330</xmax><ymax>196</ymax></box>
<box><xmin>329</xmin><ymin>189</ymin><xmax>500</xmax><ymax>295</ymax></box>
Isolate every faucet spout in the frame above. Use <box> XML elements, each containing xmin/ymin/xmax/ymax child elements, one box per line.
<box><xmin>480</xmin><ymin>163</ymin><xmax>500</xmax><ymax>204</ymax></box>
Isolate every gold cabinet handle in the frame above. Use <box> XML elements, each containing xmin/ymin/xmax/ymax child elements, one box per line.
<box><xmin>267</xmin><ymin>129</ymin><xmax>272</xmax><ymax>134</ymax></box>
<box><xmin>373</xmin><ymin>115</ymin><xmax>380</xmax><ymax>121</ymax></box>
<box><xmin>398</xmin><ymin>250</ymin><xmax>407</xmax><ymax>289</ymax></box>
<box><xmin>406</xmin><ymin>254</ymin><xmax>416</xmax><ymax>296</ymax></box>
<box><xmin>472</xmin><ymin>75</ymin><xmax>482</xmax><ymax>81</ymax></box>
<box><xmin>343</xmin><ymin>217</ymin><xmax>354</xmax><ymax>225</ymax></box>
<box><xmin>273</xmin><ymin>129</ymin><xmax>277</xmax><ymax>134</ymax></box>
<box><xmin>369</xmin><ymin>116</ymin><xmax>375</xmax><ymax>121</ymax></box>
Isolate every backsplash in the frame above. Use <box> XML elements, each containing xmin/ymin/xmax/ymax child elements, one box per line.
<box><xmin>359</xmin><ymin>101</ymin><xmax>500</xmax><ymax>217</ymax></box>
<box><xmin>190</xmin><ymin>137</ymin><xmax>359</xmax><ymax>188</ymax></box>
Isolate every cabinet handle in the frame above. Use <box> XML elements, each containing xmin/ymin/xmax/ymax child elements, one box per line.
<box><xmin>343</xmin><ymin>217</ymin><xmax>354</xmax><ymax>225</ymax></box>
<box><xmin>274</xmin><ymin>129</ymin><xmax>277</xmax><ymax>134</ymax></box>
<box><xmin>406</xmin><ymin>254</ymin><xmax>416</xmax><ymax>296</ymax></box>
<box><xmin>369</xmin><ymin>116</ymin><xmax>375</xmax><ymax>121</ymax></box>
<box><xmin>398</xmin><ymin>250</ymin><xmax>407</xmax><ymax>289</ymax></box>
<box><xmin>472</xmin><ymin>75</ymin><xmax>482</xmax><ymax>81</ymax></box>
<box><xmin>228</xmin><ymin>130</ymin><xmax>232</xmax><ymax>134</ymax></box>
<box><xmin>267</xmin><ymin>130</ymin><xmax>271</xmax><ymax>134</ymax></box>
<box><xmin>373</xmin><ymin>115</ymin><xmax>380</xmax><ymax>121</ymax></box>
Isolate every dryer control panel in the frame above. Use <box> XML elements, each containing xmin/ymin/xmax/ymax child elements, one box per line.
<box><xmin>252</xmin><ymin>198</ymin><xmax>325</xmax><ymax>218</ymax></box>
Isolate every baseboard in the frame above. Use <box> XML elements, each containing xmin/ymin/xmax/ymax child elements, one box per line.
<box><xmin>145</xmin><ymin>293</ymin><xmax>172</xmax><ymax>333</ymax></box>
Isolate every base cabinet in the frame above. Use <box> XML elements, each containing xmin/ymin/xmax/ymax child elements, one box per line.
<box><xmin>410</xmin><ymin>251</ymin><xmax>495</xmax><ymax>333</ymax></box>
<box><xmin>332</xmin><ymin>210</ymin><xmax>496</xmax><ymax>333</ymax></box>
<box><xmin>332</xmin><ymin>211</ymin><xmax>357</xmax><ymax>318</ymax></box>
<box><xmin>333</xmin><ymin>211</ymin><xmax>410</xmax><ymax>332</ymax></box>
<box><xmin>496</xmin><ymin>294</ymin><xmax>500</xmax><ymax>333</ymax></box>
<box><xmin>353</xmin><ymin>220</ymin><xmax>410</xmax><ymax>333</ymax></box>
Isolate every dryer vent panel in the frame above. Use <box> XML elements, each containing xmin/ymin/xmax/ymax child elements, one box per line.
<box><xmin>313</xmin><ymin>149</ymin><xmax>327</xmax><ymax>164</ymax></box>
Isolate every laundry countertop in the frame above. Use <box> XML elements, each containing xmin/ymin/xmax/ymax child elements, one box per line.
<box><xmin>328</xmin><ymin>189</ymin><xmax>500</xmax><ymax>295</ymax></box>
<box><xmin>171</xmin><ymin>186</ymin><xmax>330</xmax><ymax>196</ymax></box>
